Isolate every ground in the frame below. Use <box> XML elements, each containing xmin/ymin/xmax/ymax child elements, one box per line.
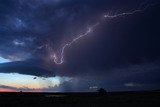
<box><xmin>0</xmin><ymin>91</ymin><xmax>160</xmax><ymax>107</ymax></box>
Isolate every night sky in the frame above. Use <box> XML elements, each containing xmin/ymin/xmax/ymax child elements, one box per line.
<box><xmin>0</xmin><ymin>0</ymin><xmax>160</xmax><ymax>92</ymax></box>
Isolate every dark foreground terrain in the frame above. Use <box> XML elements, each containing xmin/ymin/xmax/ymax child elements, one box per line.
<box><xmin>0</xmin><ymin>91</ymin><xmax>160</xmax><ymax>107</ymax></box>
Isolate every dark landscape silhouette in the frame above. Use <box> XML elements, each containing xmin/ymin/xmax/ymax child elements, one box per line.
<box><xmin>0</xmin><ymin>89</ymin><xmax>160</xmax><ymax>107</ymax></box>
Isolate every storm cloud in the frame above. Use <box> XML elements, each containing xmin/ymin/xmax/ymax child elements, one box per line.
<box><xmin>0</xmin><ymin>0</ymin><xmax>160</xmax><ymax>91</ymax></box>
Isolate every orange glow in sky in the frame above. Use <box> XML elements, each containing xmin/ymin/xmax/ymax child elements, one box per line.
<box><xmin>0</xmin><ymin>73</ymin><xmax>71</xmax><ymax>92</ymax></box>
<box><xmin>0</xmin><ymin>88</ymin><xmax>17</xmax><ymax>92</ymax></box>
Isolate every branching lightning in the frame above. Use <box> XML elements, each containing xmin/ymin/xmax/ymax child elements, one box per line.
<box><xmin>35</xmin><ymin>2</ymin><xmax>157</xmax><ymax>65</ymax></box>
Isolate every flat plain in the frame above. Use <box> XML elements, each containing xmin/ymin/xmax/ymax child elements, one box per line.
<box><xmin>0</xmin><ymin>91</ymin><xmax>160</xmax><ymax>107</ymax></box>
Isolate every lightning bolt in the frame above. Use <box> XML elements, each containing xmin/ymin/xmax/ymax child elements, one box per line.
<box><xmin>103</xmin><ymin>3</ymin><xmax>155</xmax><ymax>19</ymax></box>
<box><xmin>50</xmin><ymin>23</ymin><xmax>100</xmax><ymax>64</ymax></box>
<box><xmin>35</xmin><ymin>2</ymin><xmax>157</xmax><ymax>65</ymax></box>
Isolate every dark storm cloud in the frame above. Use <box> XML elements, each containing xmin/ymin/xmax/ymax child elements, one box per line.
<box><xmin>0</xmin><ymin>0</ymin><xmax>104</xmax><ymax>76</ymax></box>
<box><xmin>53</xmin><ymin>61</ymin><xmax>160</xmax><ymax>91</ymax></box>
<box><xmin>0</xmin><ymin>60</ymin><xmax>55</xmax><ymax>77</ymax></box>
<box><xmin>0</xmin><ymin>0</ymin><xmax>160</xmax><ymax>91</ymax></box>
<box><xmin>55</xmin><ymin>2</ymin><xmax>160</xmax><ymax>77</ymax></box>
<box><xmin>0</xmin><ymin>0</ymin><xmax>109</xmax><ymax>75</ymax></box>
<box><xmin>0</xmin><ymin>0</ymin><xmax>111</xmax><ymax>61</ymax></box>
